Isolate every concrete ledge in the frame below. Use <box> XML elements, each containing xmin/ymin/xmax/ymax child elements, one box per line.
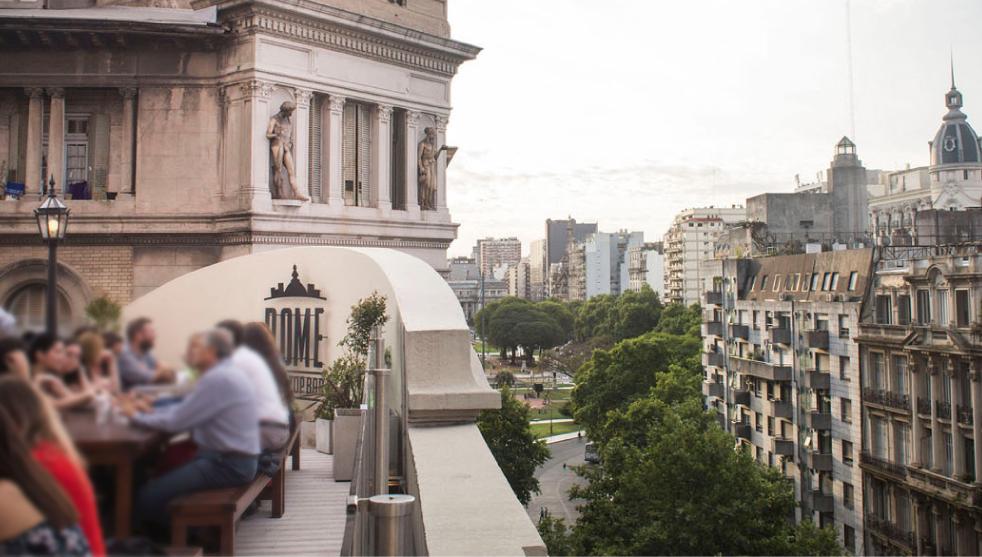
<box><xmin>406</xmin><ymin>424</ymin><xmax>546</xmax><ymax>556</ymax></box>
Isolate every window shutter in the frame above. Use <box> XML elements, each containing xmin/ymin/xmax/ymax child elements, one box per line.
<box><xmin>357</xmin><ymin>105</ymin><xmax>372</xmax><ymax>206</ymax></box>
<box><xmin>308</xmin><ymin>95</ymin><xmax>322</xmax><ymax>202</ymax></box>
<box><xmin>342</xmin><ymin>103</ymin><xmax>357</xmax><ymax>205</ymax></box>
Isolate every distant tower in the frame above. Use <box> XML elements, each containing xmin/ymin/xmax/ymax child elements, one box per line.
<box><xmin>827</xmin><ymin>136</ymin><xmax>869</xmax><ymax>242</ymax></box>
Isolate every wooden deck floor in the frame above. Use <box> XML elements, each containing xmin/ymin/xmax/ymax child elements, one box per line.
<box><xmin>236</xmin><ymin>449</ymin><xmax>350</xmax><ymax>556</ymax></box>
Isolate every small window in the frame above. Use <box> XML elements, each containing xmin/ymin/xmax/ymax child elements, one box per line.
<box><xmin>802</xmin><ymin>273</ymin><xmax>811</xmax><ymax>292</ymax></box>
<box><xmin>791</xmin><ymin>273</ymin><xmax>800</xmax><ymax>291</ymax></box>
<box><xmin>772</xmin><ymin>275</ymin><xmax>782</xmax><ymax>292</ymax></box>
<box><xmin>811</xmin><ymin>273</ymin><xmax>820</xmax><ymax>291</ymax></box>
<box><xmin>830</xmin><ymin>272</ymin><xmax>839</xmax><ymax>290</ymax></box>
<box><xmin>898</xmin><ymin>294</ymin><xmax>912</xmax><ymax>325</ymax></box>
<box><xmin>843</xmin><ymin>482</ymin><xmax>854</xmax><ymax>509</ymax></box>
<box><xmin>760</xmin><ymin>275</ymin><xmax>768</xmax><ymax>291</ymax></box>
<box><xmin>821</xmin><ymin>272</ymin><xmax>832</xmax><ymax>291</ymax></box>
<box><xmin>840</xmin><ymin>398</ymin><xmax>852</xmax><ymax>423</ymax></box>
<box><xmin>842</xmin><ymin>440</ymin><xmax>854</xmax><ymax>465</ymax></box>
<box><xmin>956</xmin><ymin>289</ymin><xmax>970</xmax><ymax>328</ymax></box>
<box><xmin>844</xmin><ymin>525</ymin><xmax>855</xmax><ymax>552</ymax></box>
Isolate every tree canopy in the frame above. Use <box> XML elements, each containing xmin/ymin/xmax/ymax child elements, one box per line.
<box><xmin>475</xmin><ymin>298</ymin><xmax>570</xmax><ymax>363</ymax></box>
<box><xmin>477</xmin><ymin>386</ymin><xmax>551</xmax><ymax>506</ymax></box>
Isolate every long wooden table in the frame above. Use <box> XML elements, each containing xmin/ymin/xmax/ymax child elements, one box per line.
<box><xmin>63</xmin><ymin>410</ymin><xmax>168</xmax><ymax>539</ymax></box>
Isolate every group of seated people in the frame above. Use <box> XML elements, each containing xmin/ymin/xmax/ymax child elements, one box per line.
<box><xmin>0</xmin><ymin>313</ymin><xmax>296</xmax><ymax>556</ymax></box>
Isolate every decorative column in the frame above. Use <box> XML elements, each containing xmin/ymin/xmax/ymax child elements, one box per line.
<box><xmin>326</xmin><ymin>95</ymin><xmax>345</xmax><ymax>207</ymax></box>
<box><xmin>950</xmin><ymin>359</ymin><xmax>966</xmax><ymax>479</ymax></box>
<box><xmin>117</xmin><ymin>87</ymin><xmax>137</xmax><ymax>195</ymax></box>
<box><xmin>293</xmin><ymin>89</ymin><xmax>312</xmax><ymax>201</ymax></box>
<box><xmin>913</xmin><ymin>497</ymin><xmax>925</xmax><ymax>556</ymax></box>
<box><xmin>930</xmin><ymin>358</ymin><xmax>944</xmax><ymax>473</ymax></box>
<box><xmin>971</xmin><ymin>360</ymin><xmax>982</xmax><ymax>482</ymax></box>
<box><xmin>404</xmin><ymin>110</ymin><xmax>421</xmax><ymax>216</ymax></box>
<box><xmin>239</xmin><ymin>80</ymin><xmax>274</xmax><ymax>208</ymax></box>
<box><xmin>435</xmin><ymin>114</ymin><xmax>448</xmax><ymax>212</ymax></box>
<box><xmin>931</xmin><ymin>504</ymin><xmax>942</xmax><ymax>556</ymax></box>
<box><xmin>374</xmin><ymin>104</ymin><xmax>392</xmax><ymax>212</ymax></box>
<box><xmin>45</xmin><ymin>88</ymin><xmax>65</xmax><ymax>189</ymax></box>
<box><xmin>24</xmin><ymin>87</ymin><xmax>44</xmax><ymax>193</ymax></box>
<box><xmin>954</xmin><ymin>513</ymin><xmax>968</xmax><ymax>556</ymax></box>
<box><xmin>911</xmin><ymin>354</ymin><xmax>924</xmax><ymax>467</ymax></box>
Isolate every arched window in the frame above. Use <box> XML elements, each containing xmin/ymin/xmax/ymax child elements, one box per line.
<box><xmin>4</xmin><ymin>283</ymin><xmax>72</xmax><ymax>333</ymax></box>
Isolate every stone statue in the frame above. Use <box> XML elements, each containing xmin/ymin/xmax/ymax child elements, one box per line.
<box><xmin>267</xmin><ymin>101</ymin><xmax>308</xmax><ymax>201</ymax></box>
<box><xmin>417</xmin><ymin>126</ymin><xmax>445</xmax><ymax>210</ymax></box>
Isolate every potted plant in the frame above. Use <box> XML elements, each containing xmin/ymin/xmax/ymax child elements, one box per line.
<box><xmin>316</xmin><ymin>292</ymin><xmax>388</xmax><ymax>478</ymax></box>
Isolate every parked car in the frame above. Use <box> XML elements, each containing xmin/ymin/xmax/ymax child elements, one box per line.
<box><xmin>584</xmin><ymin>441</ymin><xmax>600</xmax><ymax>464</ymax></box>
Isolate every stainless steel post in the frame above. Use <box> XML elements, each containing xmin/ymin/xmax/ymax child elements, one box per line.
<box><xmin>368</xmin><ymin>494</ymin><xmax>415</xmax><ymax>556</ymax></box>
<box><xmin>372</xmin><ymin>329</ymin><xmax>389</xmax><ymax>496</ymax></box>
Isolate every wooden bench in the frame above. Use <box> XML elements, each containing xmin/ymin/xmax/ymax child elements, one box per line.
<box><xmin>169</xmin><ymin>425</ymin><xmax>302</xmax><ymax>555</ymax></box>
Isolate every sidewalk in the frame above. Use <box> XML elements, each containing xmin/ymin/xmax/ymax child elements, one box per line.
<box><xmin>529</xmin><ymin>418</ymin><xmax>574</xmax><ymax>424</ymax></box>
<box><xmin>541</xmin><ymin>430</ymin><xmax>584</xmax><ymax>444</ymax></box>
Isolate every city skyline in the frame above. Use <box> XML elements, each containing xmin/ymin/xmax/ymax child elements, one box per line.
<box><xmin>445</xmin><ymin>0</ymin><xmax>982</xmax><ymax>256</ymax></box>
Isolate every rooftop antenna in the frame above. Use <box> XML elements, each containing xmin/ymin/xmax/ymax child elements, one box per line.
<box><xmin>845</xmin><ymin>0</ymin><xmax>856</xmax><ymax>141</ymax></box>
<box><xmin>950</xmin><ymin>49</ymin><xmax>956</xmax><ymax>89</ymax></box>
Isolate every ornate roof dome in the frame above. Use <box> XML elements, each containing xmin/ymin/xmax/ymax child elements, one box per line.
<box><xmin>931</xmin><ymin>75</ymin><xmax>982</xmax><ymax>166</ymax></box>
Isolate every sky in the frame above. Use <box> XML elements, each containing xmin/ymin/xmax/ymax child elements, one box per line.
<box><xmin>442</xmin><ymin>0</ymin><xmax>982</xmax><ymax>257</ymax></box>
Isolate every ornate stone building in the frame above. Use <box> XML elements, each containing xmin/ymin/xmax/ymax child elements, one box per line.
<box><xmin>869</xmin><ymin>78</ymin><xmax>982</xmax><ymax>243</ymax></box>
<box><xmin>857</xmin><ymin>245</ymin><xmax>982</xmax><ymax>556</ymax></box>
<box><xmin>0</xmin><ymin>0</ymin><xmax>478</xmax><ymax>331</ymax></box>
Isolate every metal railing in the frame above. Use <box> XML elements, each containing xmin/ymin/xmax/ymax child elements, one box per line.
<box><xmin>342</xmin><ymin>329</ymin><xmax>415</xmax><ymax>556</ymax></box>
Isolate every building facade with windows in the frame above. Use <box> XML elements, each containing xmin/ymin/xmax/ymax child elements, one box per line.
<box><xmin>664</xmin><ymin>205</ymin><xmax>746</xmax><ymax>305</ymax></box>
<box><xmin>857</xmin><ymin>245</ymin><xmax>982</xmax><ymax>556</ymax></box>
<box><xmin>628</xmin><ymin>241</ymin><xmax>664</xmax><ymax>296</ymax></box>
<box><xmin>702</xmin><ymin>248</ymin><xmax>873</xmax><ymax>554</ymax></box>
<box><xmin>0</xmin><ymin>0</ymin><xmax>477</xmax><ymax>331</ymax></box>
<box><xmin>476</xmin><ymin>237</ymin><xmax>521</xmax><ymax>278</ymax></box>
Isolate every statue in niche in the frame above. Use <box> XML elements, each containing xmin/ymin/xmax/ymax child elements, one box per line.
<box><xmin>267</xmin><ymin>101</ymin><xmax>308</xmax><ymax>201</ymax></box>
<box><xmin>417</xmin><ymin>126</ymin><xmax>446</xmax><ymax>210</ymax></box>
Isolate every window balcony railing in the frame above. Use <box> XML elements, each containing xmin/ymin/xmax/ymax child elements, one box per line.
<box><xmin>806</xmin><ymin>369</ymin><xmax>831</xmax><ymax>390</ymax></box>
<box><xmin>732</xmin><ymin>421</ymin><xmax>752</xmax><ymax>440</ymax></box>
<box><xmin>706</xmin><ymin>321</ymin><xmax>724</xmax><ymax>337</ymax></box>
<box><xmin>907</xmin><ymin>466</ymin><xmax>982</xmax><ymax>506</ymax></box>
<box><xmin>703</xmin><ymin>351</ymin><xmax>726</xmax><ymax>368</ymax></box>
<box><xmin>936</xmin><ymin>400</ymin><xmax>952</xmax><ymax>420</ymax></box>
<box><xmin>808</xmin><ymin>451</ymin><xmax>833</xmax><ymax>472</ymax></box>
<box><xmin>865</xmin><ymin>514</ymin><xmax>915</xmax><ymax>550</ymax></box>
<box><xmin>917</xmin><ymin>397</ymin><xmax>931</xmax><ymax>416</ymax></box>
<box><xmin>860</xmin><ymin>451</ymin><xmax>908</xmax><ymax>478</ymax></box>
<box><xmin>803</xmin><ymin>329</ymin><xmax>829</xmax><ymax>350</ymax></box>
<box><xmin>811</xmin><ymin>490</ymin><xmax>834</xmax><ymax>513</ymax></box>
<box><xmin>702</xmin><ymin>380</ymin><xmax>725</xmax><ymax>399</ymax></box>
<box><xmin>732</xmin><ymin>388</ymin><xmax>751</xmax><ymax>407</ymax></box>
<box><xmin>767</xmin><ymin>398</ymin><xmax>793</xmax><ymax>419</ymax></box>
<box><xmin>957</xmin><ymin>405</ymin><xmax>974</xmax><ymax>426</ymax></box>
<box><xmin>769</xmin><ymin>327</ymin><xmax>792</xmax><ymax>345</ymax></box>
<box><xmin>863</xmin><ymin>387</ymin><xmax>911</xmax><ymax>412</ymax></box>
<box><xmin>771</xmin><ymin>437</ymin><xmax>794</xmax><ymax>456</ymax></box>
<box><xmin>730</xmin><ymin>356</ymin><xmax>792</xmax><ymax>382</ymax></box>
<box><xmin>808</xmin><ymin>411</ymin><xmax>832</xmax><ymax>430</ymax></box>
<box><xmin>729</xmin><ymin>323</ymin><xmax>750</xmax><ymax>340</ymax></box>
<box><xmin>705</xmin><ymin>291</ymin><xmax>723</xmax><ymax>305</ymax></box>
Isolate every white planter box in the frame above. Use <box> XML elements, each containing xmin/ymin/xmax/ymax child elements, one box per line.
<box><xmin>333</xmin><ymin>408</ymin><xmax>364</xmax><ymax>482</ymax></box>
<box><xmin>315</xmin><ymin>418</ymin><xmax>333</xmax><ymax>454</ymax></box>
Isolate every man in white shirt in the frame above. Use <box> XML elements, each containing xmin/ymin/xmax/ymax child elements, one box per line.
<box><xmin>217</xmin><ymin>320</ymin><xmax>291</xmax><ymax>451</ymax></box>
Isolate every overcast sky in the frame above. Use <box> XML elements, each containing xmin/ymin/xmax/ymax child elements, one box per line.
<box><xmin>442</xmin><ymin>0</ymin><xmax>982</xmax><ymax>257</ymax></box>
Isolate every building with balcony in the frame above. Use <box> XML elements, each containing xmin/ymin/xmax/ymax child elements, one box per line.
<box><xmin>663</xmin><ymin>205</ymin><xmax>746</xmax><ymax>305</ymax></box>
<box><xmin>856</xmin><ymin>245</ymin><xmax>982</xmax><ymax>556</ymax></box>
<box><xmin>627</xmin><ymin>241</ymin><xmax>664</xmax><ymax>296</ymax></box>
<box><xmin>0</xmin><ymin>0</ymin><xmax>478</xmax><ymax>332</ymax></box>
<box><xmin>701</xmin><ymin>248</ymin><xmax>873</xmax><ymax>553</ymax></box>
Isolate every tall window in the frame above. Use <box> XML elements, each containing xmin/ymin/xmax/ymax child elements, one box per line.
<box><xmin>342</xmin><ymin>101</ymin><xmax>374</xmax><ymax>207</ymax></box>
<box><xmin>843</xmin><ymin>482</ymin><xmax>854</xmax><ymax>509</ymax></box>
<box><xmin>5</xmin><ymin>284</ymin><xmax>71</xmax><ymax>333</ymax></box>
<box><xmin>944</xmin><ymin>432</ymin><xmax>954</xmax><ymax>476</ymax></box>
<box><xmin>936</xmin><ymin>290</ymin><xmax>949</xmax><ymax>326</ymax></box>
<box><xmin>842</xmin><ymin>440</ymin><xmax>854</xmax><ymax>465</ymax></box>
<box><xmin>847</xmin><ymin>271</ymin><xmax>859</xmax><ymax>291</ymax></box>
<box><xmin>875</xmin><ymin>295</ymin><xmax>892</xmax><ymax>324</ymax></box>
<box><xmin>955</xmin><ymin>290</ymin><xmax>970</xmax><ymax>327</ymax></box>
<box><xmin>892</xmin><ymin>355</ymin><xmax>908</xmax><ymax>396</ymax></box>
<box><xmin>840</xmin><ymin>398</ymin><xmax>852</xmax><ymax>423</ymax></box>
<box><xmin>839</xmin><ymin>356</ymin><xmax>851</xmax><ymax>381</ymax></box>
<box><xmin>869</xmin><ymin>352</ymin><xmax>885</xmax><ymax>389</ymax></box>
<box><xmin>896</xmin><ymin>492</ymin><xmax>911</xmax><ymax>532</ymax></box>
<box><xmin>916</xmin><ymin>290</ymin><xmax>931</xmax><ymax>324</ymax></box>
<box><xmin>390</xmin><ymin>109</ymin><xmax>407</xmax><ymax>210</ymax></box>
<box><xmin>898</xmin><ymin>294</ymin><xmax>912</xmax><ymax>325</ymax></box>
<box><xmin>895</xmin><ymin>423</ymin><xmax>911</xmax><ymax>465</ymax></box>
<box><xmin>872</xmin><ymin>417</ymin><xmax>888</xmax><ymax>459</ymax></box>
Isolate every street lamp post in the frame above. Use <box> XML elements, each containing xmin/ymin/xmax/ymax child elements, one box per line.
<box><xmin>34</xmin><ymin>176</ymin><xmax>70</xmax><ymax>337</ymax></box>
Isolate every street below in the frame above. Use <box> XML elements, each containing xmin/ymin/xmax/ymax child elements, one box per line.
<box><xmin>527</xmin><ymin>438</ymin><xmax>588</xmax><ymax>526</ymax></box>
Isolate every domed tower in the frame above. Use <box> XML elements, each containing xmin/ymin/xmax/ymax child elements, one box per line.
<box><xmin>928</xmin><ymin>67</ymin><xmax>982</xmax><ymax>209</ymax></box>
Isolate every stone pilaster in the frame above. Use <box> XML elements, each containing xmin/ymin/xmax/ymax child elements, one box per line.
<box><xmin>950</xmin><ymin>359</ymin><xmax>966</xmax><ymax>479</ymax></box>
<box><xmin>24</xmin><ymin>87</ymin><xmax>44</xmax><ymax>194</ymax></box>
<box><xmin>326</xmin><ymin>95</ymin><xmax>345</xmax><ymax>207</ymax></box>
<box><xmin>375</xmin><ymin>104</ymin><xmax>393</xmax><ymax>212</ymax></box>
<box><xmin>116</xmin><ymin>87</ymin><xmax>137</xmax><ymax>195</ymax></box>
<box><xmin>239</xmin><ymin>80</ymin><xmax>275</xmax><ymax>209</ymax></box>
<box><xmin>930</xmin><ymin>358</ymin><xmax>944</xmax><ymax>473</ymax></box>
<box><xmin>911</xmin><ymin>354</ymin><xmax>924</xmax><ymax>467</ymax></box>
<box><xmin>45</xmin><ymin>87</ymin><xmax>65</xmax><ymax>192</ymax></box>
<box><xmin>405</xmin><ymin>110</ymin><xmax>421</xmax><ymax>217</ymax></box>
<box><xmin>971</xmin><ymin>360</ymin><xmax>982</xmax><ymax>483</ymax></box>
<box><xmin>435</xmin><ymin>114</ymin><xmax>448</xmax><ymax>212</ymax></box>
<box><xmin>293</xmin><ymin>88</ymin><xmax>313</xmax><ymax>200</ymax></box>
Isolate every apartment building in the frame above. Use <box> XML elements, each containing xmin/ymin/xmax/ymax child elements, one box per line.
<box><xmin>702</xmin><ymin>249</ymin><xmax>873</xmax><ymax>553</ymax></box>
<box><xmin>857</xmin><ymin>245</ymin><xmax>982</xmax><ymax>556</ymax></box>
<box><xmin>664</xmin><ymin>205</ymin><xmax>746</xmax><ymax>305</ymax></box>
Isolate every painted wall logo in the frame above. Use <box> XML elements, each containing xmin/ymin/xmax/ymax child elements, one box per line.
<box><xmin>264</xmin><ymin>265</ymin><xmax>326</xmax><ymax>399</ymax></box>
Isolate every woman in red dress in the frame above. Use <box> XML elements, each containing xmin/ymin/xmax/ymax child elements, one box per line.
<box><xmin>0</xmin><ymin>377</ymin><xmax>105</xmax><ymax>556</ymax></box>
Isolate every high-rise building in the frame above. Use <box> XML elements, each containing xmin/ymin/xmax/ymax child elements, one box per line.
<box><xmin>507</xmin><ymin>258</ymin><xmax>531</xmax><ymax>299</ymax></box>
<box><xmin>563</xmin><ymin>230</ymin><xmax>642</xmax><ymax>302</ymax></box>
<box><xmin>528</xmin><ymin>239</ymin><xmax>547</xmax><ymax>301</ymax></box>
<box><xmin>628</xmin><ymin>242</ymin><xmax>664</xmax><ymax>296</ymax></box>
<box><xmin>857</xmin><ymin>245</ymin><xmax>982</xmax><ymax>556</ymax></box>
<box><xmin>663</xmin><ymin>206</ymin><xmax>746</xmax><ymax>305</ymax></box>
<box><xmin>476</xmin><ymin>237</ymin><xmax>522</xmax><ymax>278</ymax></box>
<box><xmin>545</xmin><ymin>217</ymin><xmax>597</xmax><ymax>296</ymax></box>
<box><xmin>702</xmin><ymin>249</ymin><xmax>873</xmax><ymax>554</ymax></box>
<box><xmin>0</xmin><ymin>0</ymin><xmax>478</xmax><ymax>332</ymax></box>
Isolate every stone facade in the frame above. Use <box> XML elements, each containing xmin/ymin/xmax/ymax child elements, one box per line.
<box><xmin>663</xmin><ymin>205</ymin><xmax>746</xmax><ymax>305</ymax></box>
<box><xmin>0</xmin><ymin>0</ymin><xmax>478</xmax><ymax>331</ymax></box>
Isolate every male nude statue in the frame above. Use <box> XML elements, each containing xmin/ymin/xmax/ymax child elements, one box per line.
<box><xmin>417</xmin><ymin>126</ymin><xmax>446</xmax><ymax>210</ymax></box>
<box><xmin>267</xmin><ymin>101</ymin><xmax>309</xmax><ymax>201</ymax></box>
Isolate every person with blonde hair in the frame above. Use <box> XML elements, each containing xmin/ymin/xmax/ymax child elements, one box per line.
<box><xmin>77</xmin><ymin>331</ymin><xmax>119</xmax><ymax>393</ymax></box>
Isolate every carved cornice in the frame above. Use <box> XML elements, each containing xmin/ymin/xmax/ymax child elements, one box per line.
<box><xmin>327</xmin><ymin>95</ymin><xmax>346</xmax><ymax>114</ymax></box>
<box><xmin>435</xmin><ymin>115</ymin><xmax>448</xmax><ymax>132</ymax></box>
<box><xmin>407</xmin><ymin>110</ymin><xmax>421</xmax><ymax>127</ymax></box>
<box><xmin>221</xmin><ymin>3</ymin><xmax>473</xmax><ymax>77</ymax></box>
<box><xmin>118</xmin><ymin>87</ymin><xmax>138</xmax><ymax>100</ymax></box>
<box><xmin>377</xmin><ymin>104</ymin><xmax>393</xmax><ymax>124</ymax></box>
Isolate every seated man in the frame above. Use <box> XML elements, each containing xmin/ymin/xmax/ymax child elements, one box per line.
<box><xmin>127</xmin><ymin>329</ymin><xmax>259</xmax><ymax>530</ymax></box>
<box><xmin>117</xmin><ymin>317</ymin><xmax>174</xmax><ymax>391</ymax></box>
